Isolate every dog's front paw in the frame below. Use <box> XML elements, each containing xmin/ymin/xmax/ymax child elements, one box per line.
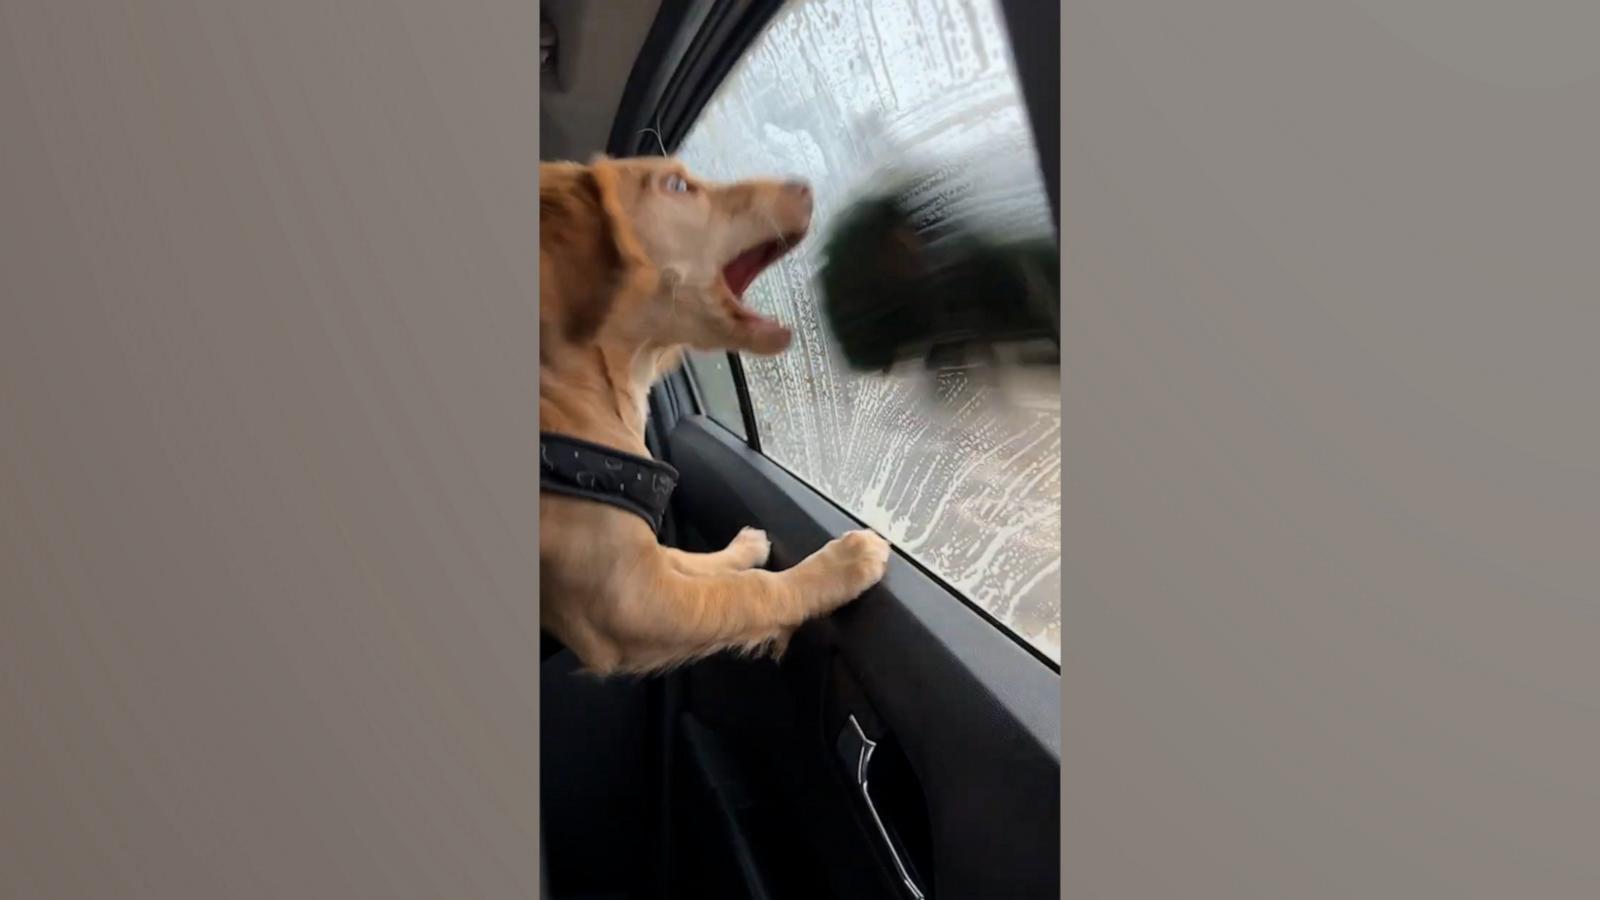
<box><xmin>727</xmin><ymin>526</ymin><xmax>771</xmax><ymax>570</ymax></box>
<box><xmin>820</xmin><ymin>529</ymin><xmax>891</xmax><ymax>600</ymax></box>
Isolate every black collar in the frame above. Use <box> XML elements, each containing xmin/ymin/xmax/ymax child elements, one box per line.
<box><xmin>539</xmin><ymin>432</ymin><xmax>679</xmax><ymax>533</ymax></box>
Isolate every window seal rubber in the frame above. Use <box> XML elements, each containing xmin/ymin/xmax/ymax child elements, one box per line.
<box><xmin>725</xmin><ymin>351</ymin><xmax>761</xmax><ymax>454</ymax></box>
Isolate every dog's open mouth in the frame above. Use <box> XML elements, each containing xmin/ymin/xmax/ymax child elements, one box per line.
<box><xmin>722</xmin><ymin>231</ymin><xmax>802</xmax><ymax>304</ymax></box>
<box><xmin>717</xmin><ymin>231</ymin><xmax>804</xmax><ymax>351</ymax></box>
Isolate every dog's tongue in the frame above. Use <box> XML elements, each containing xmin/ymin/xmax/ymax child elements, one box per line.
<box><xmin>722</xmin><ymin>243</ymin><xmax>773</xmax><ymax>298</ymax></box>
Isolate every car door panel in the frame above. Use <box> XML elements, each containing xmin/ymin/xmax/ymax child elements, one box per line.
<box><xmin>662</xmin><ymin>414</ymin><xmax>1060</xmax><ymax>899</ymax></box>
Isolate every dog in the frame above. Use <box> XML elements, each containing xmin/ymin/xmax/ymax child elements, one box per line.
<box><xmin>539</xmin><ymin>155</ymin><xmax>890</xmax><ymax>675</ymax></box>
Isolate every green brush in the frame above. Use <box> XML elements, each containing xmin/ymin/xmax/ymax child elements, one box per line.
<box><xmin>817</xmin><ymin>170</ymin><xmax>1058</xmax><ymax>374</ymax></box>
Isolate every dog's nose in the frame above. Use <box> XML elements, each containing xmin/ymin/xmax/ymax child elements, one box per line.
<box><xmin>783</xmin><ymin>179</ymin><xmax>811</xmax><ymax>198</ymax></box>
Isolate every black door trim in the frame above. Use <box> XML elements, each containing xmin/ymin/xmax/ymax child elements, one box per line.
<box><xmin>607</xmin><ymin>0</ymin><xmax>787</xmax><ymax>159</ymax></box>
<box><xmin>995</xmin><ymin>0</ymin><xmax>1061</xmax><ymax>236</ymax></box>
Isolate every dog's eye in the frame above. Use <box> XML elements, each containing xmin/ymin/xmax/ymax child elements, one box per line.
<box><xmin>663</xmin><ymin>174</ymin><xmax>690</xmax><ymax>194</ymax></box>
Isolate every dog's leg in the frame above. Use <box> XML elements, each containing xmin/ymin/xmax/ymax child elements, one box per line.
<box><xmin>608</xmin><ymin>529</ymin><xmax>890</xmax><ymax>673</ymax></box>
<box><xmin>662</xmin><ymin>527</ymin><xmax>770</xmax><ymax>575</ymax></box>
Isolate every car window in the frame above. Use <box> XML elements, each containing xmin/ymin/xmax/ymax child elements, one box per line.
<box><xmin>677</xmin><ymin>0</ymin><xmax>1060</xmax><ymax>662</ymax></box>
<box><xmin>683</xmin><ymin>349</ymin><xmax>746</xmax><ymax>441</ymax></box>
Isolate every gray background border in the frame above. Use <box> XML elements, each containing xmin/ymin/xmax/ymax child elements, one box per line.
<box><xmin>1063</xmin><ymin>1</ymin><xmax>1600</xmax><ymax>896</ymax></box>
<box><xmin>3</xmin><ymin>2</ymin><xmax>540</xmax><ymax>896</ymax></box>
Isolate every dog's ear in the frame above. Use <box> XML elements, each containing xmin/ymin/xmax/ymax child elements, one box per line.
<box><xmin>539</xmin><ymin>162</ymin><xmax>655</xmax><ymax>345</ymax></box>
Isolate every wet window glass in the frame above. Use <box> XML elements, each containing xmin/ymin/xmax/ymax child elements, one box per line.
<box><xmin>678</xmin><ymin>0</ymin><xmax>1060</xmax><ymax>662</ymax></box>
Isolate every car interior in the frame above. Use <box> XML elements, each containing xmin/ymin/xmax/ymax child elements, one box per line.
<box><xmin>539</xmin><ymin>2</ymin><xmax>1061</xmax><ymax>898</ymax></box>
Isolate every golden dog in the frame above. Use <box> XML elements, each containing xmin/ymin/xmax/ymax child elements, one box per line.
<box><xmin>540</xmin><ymin>156</ymin><xmax>890</xmax><ymax>674</ymax></box>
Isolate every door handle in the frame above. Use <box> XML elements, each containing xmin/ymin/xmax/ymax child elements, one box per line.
<box><xmin>837</xmin><ymin>714</ymin><xmax>926</xmax><ymax>900</ymax></box>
